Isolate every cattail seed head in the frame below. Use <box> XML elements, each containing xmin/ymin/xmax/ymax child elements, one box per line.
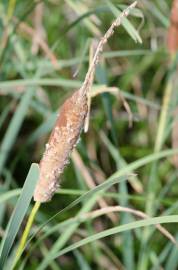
<box><xmin>33</xmin><ymin>1</ymin><xmax>137</xmax><ymax>202</ymax></box>
<box><xmin>34</xmin><ymin>91</ymin><xmax>87</xmax><ymax>202</ymax></box>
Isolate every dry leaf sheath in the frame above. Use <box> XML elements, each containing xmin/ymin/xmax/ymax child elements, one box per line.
<box><xmin>34</xmin><ymin>1</ymin><xmax>137</xmax><ymax>202</ymax></box>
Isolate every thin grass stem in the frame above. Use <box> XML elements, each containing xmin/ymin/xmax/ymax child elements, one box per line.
<box><xmin>12</xmin><ymin>201</ymin><xmax>41</xmax><ymax>269</ymax></box>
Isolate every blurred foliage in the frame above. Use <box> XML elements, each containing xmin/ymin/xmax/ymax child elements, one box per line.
<box><xmin>0</xmin><ymin>0</ymin><xmax>178</xmax><ymax>269</ymax></box>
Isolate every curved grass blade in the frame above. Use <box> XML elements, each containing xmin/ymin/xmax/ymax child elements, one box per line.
<box><xmin>0</xmin><ymin>88</ymin><xmax>34</xmax><ymax>175</ymax></box>
<box><xmin>0</xmin><ymin>189</ymin><xmax>21</xmax><ymax>205</ymax></box>
<box><xmin>53</xmin><ymin>3</ymin><xmax>142</xmax><ymax>51</ymax></box>
<box><xmin>29</xmin><ymin>148</ymin><xmax>178</xmax><ymax>270</ymax></box>
<box><xmin>0</xmin><ymin>163</ymin><xmax>39</xmax><ymax>269</ymax></box>
<box><xmin>42</xmin><ymin>215</ymin><xmax>178</xmax><ymax>264</ymax></box>
<box><xmin>27</xmin><ymin>148</ymin><xmax>178</xmax><ymax>245</ymax></box>
<box><xmin>107</xmin><ymin>0</ymin><xmax>142</xmax><ymax>43</ymax></box>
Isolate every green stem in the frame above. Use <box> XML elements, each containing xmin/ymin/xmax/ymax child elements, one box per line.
<box><xmin>154</xmin><ymin>80</ymin><xmax>173</xmax><ymax>153</ymax></box>
<box><xmin>146</xmin><ymin>54</ymin><xmax>176</xmax><ymax>217</ymax></box>
<box><xmin>146</xmin><ymin>79</ymin><xmax>173</xmax><ymax>216</ymax></box>
<box><xmin>12</xmin><ymin>201</ymin><xmax>41</xmax><ymax>269</ymax></box>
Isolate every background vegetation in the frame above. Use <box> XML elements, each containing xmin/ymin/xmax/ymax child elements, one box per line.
<box><xmin>0</xmin><ymin>0</ymin><xmax>178</xmax><ymax>269</ymax></box>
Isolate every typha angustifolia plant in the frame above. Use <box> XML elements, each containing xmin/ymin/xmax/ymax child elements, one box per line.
<box><xmin>13</xmin><ymin>1</ymin><xmax>138</xmax><ymax>266</ymax></box>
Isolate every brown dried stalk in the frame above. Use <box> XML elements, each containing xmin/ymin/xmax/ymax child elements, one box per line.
<box><xmin>72</xmin><ymin>149</ymin><xmax>118</xmax><ymax>223</ymax></box>
<box><xmin>167</xmin><ymin>0</ymin><xmax>178</xmax><ymax>53</ymax></box>
<box><xmin>80</xmin><ymin>206</ymin><xmax>177</xmax><ymax>245</ymax></box>
<box><xmin>31</xmin><ymin>2</ymin><xmax>45</xmax><ymax>55</ymax></box>
<box><xmin>14</xmin><ymin>18</ymin><xmax>58</xmax><ymax>67</ymax></box>
<box><xmin>34</xmin><ymin>1</ymin><xmax>137</xmax><ymax>202</ymax></box>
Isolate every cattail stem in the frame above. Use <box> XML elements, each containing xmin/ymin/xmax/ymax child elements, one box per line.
<box><xmin>12</xmin><ymin>202</ymin><xmax>41</xmax><ymax>269</ymax></box>
<box><xmin>79</xmin><ymin>1</ymin><xmax>137</xmax><ymax>97</ymax></box>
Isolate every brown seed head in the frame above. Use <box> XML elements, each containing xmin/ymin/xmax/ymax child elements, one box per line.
<box><xmin>33</xmin><ymin>1</ymin><xmax>137</xmax><ymax>202</ymax></box>
<box><xmin>34</xmin><ymin>91</ymin><xmax>87</xmax><ymax>202</ymax></box>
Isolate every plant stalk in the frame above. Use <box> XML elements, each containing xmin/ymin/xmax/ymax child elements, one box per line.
<box><xmin>12</xmin><ymin>201</ymin><xmax>41</xmax><ymax>269</ymax></box>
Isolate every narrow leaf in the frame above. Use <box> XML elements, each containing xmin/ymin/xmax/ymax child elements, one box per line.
<box><xmin>0</xmin><ymin>163</ymin><xmax>39</xmax><ymax>269</ymax></box>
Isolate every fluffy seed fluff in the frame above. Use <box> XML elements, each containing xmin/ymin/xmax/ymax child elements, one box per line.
<box><xmin>33</xmin><ymin>1</ymin><xmax>137</xmax><ymax>202</ymax></box>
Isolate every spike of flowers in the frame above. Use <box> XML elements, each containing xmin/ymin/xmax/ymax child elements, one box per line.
<box><xmin>34</xmin><ymin>91</ymin><xmax>87</xmax><ymax>202</ymax></box>
<box><xmin>34</xmin><ymin>1</ymin><xmax>137</xmax><ymax>202</ymax></box>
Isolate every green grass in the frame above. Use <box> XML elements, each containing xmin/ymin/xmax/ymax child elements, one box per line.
<box><xmin>0</xmin><ymin>0</ymin><xmax>178</xmax><ymax>269</ymax></box>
